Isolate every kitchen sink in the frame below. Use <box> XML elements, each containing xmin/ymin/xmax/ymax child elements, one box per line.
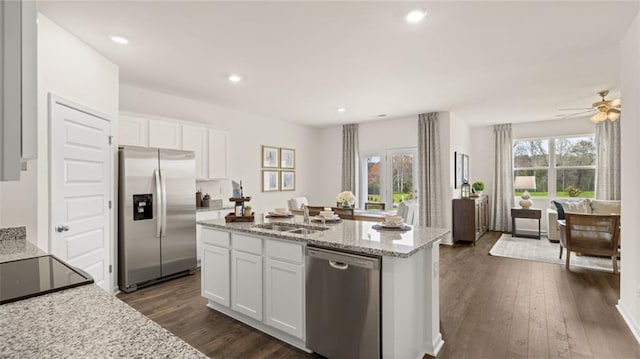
<box><xmin>252</xmin><ymin>223</ymin><xmax>329</xmax><ymax>234</ymax></box>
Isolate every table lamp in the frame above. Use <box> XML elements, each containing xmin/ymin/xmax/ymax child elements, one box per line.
<box><xmin>514</xmin><ymin>176</ymin><xmax>536</xmax><ymax>209</ymax></box>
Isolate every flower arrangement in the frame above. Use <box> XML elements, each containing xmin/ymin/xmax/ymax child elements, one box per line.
<box><xmin>336</xmin><ymin>191</ymin><xmax>356</xmax><ymax>207</ymax></box>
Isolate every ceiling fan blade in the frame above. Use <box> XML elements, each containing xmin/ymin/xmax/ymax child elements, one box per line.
<box><xmin>555</xmin><ymin>109</ymin><xmax>596</xmax><ymax>119</ymax></box>
<box><xmin>558</xmin><ymin>107</ymin><xmax>593</xmax><ymax>111</ymax></box>
<box><xmin>610</xmin><ymin>98</ymin><xmax>622</xmax><ymax>107</ymax></box>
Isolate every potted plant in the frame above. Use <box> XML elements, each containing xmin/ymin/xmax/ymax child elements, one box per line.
<box><xmin>336</xmin><ymin>191</ymin><xmax>356</xmax><ymax>208</ymax></box>
<box><xmin>472</xmin><ymin>181</ymin><xmax>485</xmax><ymax>196</ymax></box>
<box><xmin>243</xmin><ymin>205</ymin><xmax>252</xmax><ymax>216</ymax></box>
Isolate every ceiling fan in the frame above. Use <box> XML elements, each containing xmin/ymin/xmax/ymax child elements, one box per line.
<box><xmin>557</xmin><ymin>90</ymin><xmax>621</xmax><ymax>123</ymax></box>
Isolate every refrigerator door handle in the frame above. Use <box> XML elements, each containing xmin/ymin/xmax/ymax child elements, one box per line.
<box><xmin>154</xmin><ymin>169</ymin><xmax>162</xmax><ymax>238</ymax></box>
<box><xmin>160</xmin><ymin>169</ymin><xmax>167</xmax><ymax>237</ymax></box>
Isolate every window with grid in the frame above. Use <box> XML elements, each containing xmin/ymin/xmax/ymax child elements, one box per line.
<box><xmin>513</xmin><ymin>135</ymin><xmax>596</xmax><ymax>198</ymax></box>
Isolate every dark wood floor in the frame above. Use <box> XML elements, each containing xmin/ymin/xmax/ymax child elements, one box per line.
<box><xmin>117</xmin><ymin>232</ymin><xmax>640</xmax><ymax>358</ymax></box>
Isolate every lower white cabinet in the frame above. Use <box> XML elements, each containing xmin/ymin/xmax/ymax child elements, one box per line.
<box><xmin>202</xmin><ymin>243</ymin><xmax>230</xmax><ymax>307</ymax></box>
<box><xmin>231</xmin><ymin>250</ymin><xmax>263</xmax><ymax>321</ymax></box>
<box><xmin>196</xmin><ymin>210</ymin><xmax>229</xmax><ymax>266</ymax></box>
<box><xmin>265</xmin><ymin>257</ymin><xmax>304</xmax><ymax>338</ymax></box>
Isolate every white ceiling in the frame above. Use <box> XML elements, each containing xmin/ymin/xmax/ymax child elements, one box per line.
<box><xmin>39</xmin><ymin>1</ymin><xmax>639</xmax><ymax>127</ymax></box>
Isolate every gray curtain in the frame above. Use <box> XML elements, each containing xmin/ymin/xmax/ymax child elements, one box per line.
<box><xmin>491</xmin><ymin>124</ymin><xmax>514</xmax><ymax>232</ymax></box>
<box><xmin>596</xmin><ymin>119</ymin><xmax>621</xmax><ymax>200</ymax></box>
<box><xmin>418</xmin><ymin>113</ymin><xmax>443</xmax><ymax>227</ymax></box>
<box><xmin>341</xmin><ymin>124</ymin><xmax>359</xmax><ymax>192</ymax></box>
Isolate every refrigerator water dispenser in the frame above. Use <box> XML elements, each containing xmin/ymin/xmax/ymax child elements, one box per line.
<box><xmin>133</xmin><ymin>194</ymin><xmax>153</xmax><ymax>220</ymax></box>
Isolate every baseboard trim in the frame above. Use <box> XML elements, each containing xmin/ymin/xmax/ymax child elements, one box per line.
<box><xmin>617</xmin><ymin>299</ymin><xmax>640</xmax><ymax>345</ymax></box>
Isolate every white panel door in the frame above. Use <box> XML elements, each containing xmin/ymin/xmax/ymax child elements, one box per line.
<box><xmin>265</xmin><ymin>258</ymin><xmax>304</xmax><ymax>338</ymax></box>
<box><xmin>208</xmin><ymin>129</ymin><xmax>228</xmax><ymax>179</ymax></box>
<box><xmin>149</xmin><ymin>119</ymin><xmax>182</xmax><ymax>149</ymax></box>
<box><xmin>50</xmin><ymin>97</ymin><xmax>112</xmax><ymax>292</ymax></box>
<box><xmin>202</xmin><ymin>243</ymin><xmax>230</xmax><ymax>306</ymax></box>
<box><xmin>231</xmin><ymin>250</ymin><xmax>263</xmax><ymax>320</ymax></box>
<box><xmin>118</xmin><ymin>114</ymin><xmax>148</xmax><ymax>147</ymax></box>
<box><xmin>182</xmin><ymin>124</ymin><xmax>208</xmax><ymax>179</ymax></box>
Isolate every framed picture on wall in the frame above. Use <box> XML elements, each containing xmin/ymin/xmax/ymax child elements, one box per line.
<box><xmin>262</xmin><ymin>170</ymin><xmax>279</xmax><ymax>192</ymax></box>
<box><xmin>455</xmin><ymin>152</ymin><xmax>463</xmax><ymax>189</ymax></box>
<box><xmin>281</xmin><ymin>171</ymin><xmax>295</xmax><ymax>191</ymax></box>
<box><xmin>280</xmin><ymin>148</ymin><xmax>295</xmax><ymax>169</ymax></box>
<box><xmin>262</xmin><ymin>146</ymin><xmax>279</xmax><ymax>168</ymax></box>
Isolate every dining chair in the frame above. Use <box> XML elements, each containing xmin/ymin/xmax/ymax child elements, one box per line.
<box><xmin>331</xmin><ymin>207</ymin><xmax>355</xmax><ymax>220</ymax></box>
<box><xmin>560</xmin><ymin>213</ymin><xmax>620</xmax><ymax>273</ymax></box>
<box><xmin>398</xmin><ymin>200</ymin><xmax>418</xmax><ymax>226</ymax></box>
<box><xmin>364</xmin><ymin>202</ymin><xmax>385</xmax><ymax>211</ymax></box>
<box><xmin>305</xmin><ymin>206</ymin><xmax>325</xmax><ymax>216</ymax></box>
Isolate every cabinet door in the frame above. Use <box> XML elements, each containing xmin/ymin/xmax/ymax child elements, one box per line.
<box><xmin>208</xmin><ymin>129</ymin><xmax>229</xmax><ymax>179</ymax></box>
<box><xmin>149</xmin><ymin>119</ymin><xmax>182</xmax><ymax>149</ymax></box>
<box><xmin>231</xmin><ymin>250</ymin><xmax>263</xmax><ymax>320</ymax></box>
<box><xmin>119</xmin><ymin>114</ymin><xmax>149</xmax><ymax>147</ymax></box>
<box><xmin>202</xmin><ymin>243</ymin><xmax>230</xmax><ymax>307</ymax></box>
<box><xmin>265</xmin><ymin>258</ymin><xmax>304</xmax><ymax>339</ymax></box>
<box><xmin>182</xmin><ymin>124</ymin><xmax>208</xmax><ymax>179</ymax></box>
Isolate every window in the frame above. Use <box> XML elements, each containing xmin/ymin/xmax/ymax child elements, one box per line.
<box><xmin>513</xmin><ymin>135</ymin><xmax>595</xmax><ymax>198</ymax></box>
<box><xmin>361</xmin><ymin>148</ymin><xmax>417</xmax><ymax>209</ymax></box>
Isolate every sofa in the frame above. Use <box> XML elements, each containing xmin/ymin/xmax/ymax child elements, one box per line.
<box><xmin>546</xmin><ymin>198</ymin><xmax>621</xmax><ymax>242</ymax></box>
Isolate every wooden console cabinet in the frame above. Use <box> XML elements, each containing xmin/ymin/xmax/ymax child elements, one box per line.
<box><xmin>452</xmin><ymin>195</ymin><xmax>489</xmax><ymax>245</ymax></box>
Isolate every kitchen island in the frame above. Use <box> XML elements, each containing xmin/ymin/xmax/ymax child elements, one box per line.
<box><xmin>0</xmin><ymin>228</ymin><xmax>205</xmax><ymax>358</ymax></box>
<box><xmin>198</xmin><ymin>215</ymin><xmax>449</xmax><ymax>358</ymax></box>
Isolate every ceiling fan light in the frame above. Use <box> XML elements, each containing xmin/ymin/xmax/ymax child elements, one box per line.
<box><xmin>591</xmin><ymin>111</ymin><xmax>607</xmax><ymax>123</ymax></box>
<box><xmin>607</xmin><ymin>108</ymin><xmax>621</xmax><ymax>121</ymax></box>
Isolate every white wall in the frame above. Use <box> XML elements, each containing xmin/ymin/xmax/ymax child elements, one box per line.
<box><xmin>119</xmin><ymin>84</ymin><xmax>322</xmax><ymax>214</ymax></box>
<box><xmin>470</xmin><ymin>116</ymin><xmax>596</xmax><ymax>234</ymax></box>
<box><xmin>0</xmin><ymin>163</ymin><xmax>37</xmax><ymax>236</ymax></box>
<box><xmin>619</xmin><ymin>11</ymin><xmax>640</xmax><ymax>344</ymax></box>
<box><xmin>35</xmin><ymin>15</ymin><xmax>120</xmax><ymax>253</ymax></box>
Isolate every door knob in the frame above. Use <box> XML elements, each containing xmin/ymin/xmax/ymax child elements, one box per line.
<box><xmin>55</xmin><ymin>225</ymin><xmax>70</xmax><ymax>233</ymax></box>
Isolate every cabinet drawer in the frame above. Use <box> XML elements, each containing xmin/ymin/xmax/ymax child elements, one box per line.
<box><xmin>265</xmin><ymin>239</ymin><xmax>303</xmax><ymax>264</ymax></box>
<box><xmin>233</xmin><ymin>233</ymin><xmax>263</xmax><ymax>255</ymax></box>
<box><xmin>202</xmin><ymin>228</ymin><xmax>230</xmax><ymax>248</ymax></box>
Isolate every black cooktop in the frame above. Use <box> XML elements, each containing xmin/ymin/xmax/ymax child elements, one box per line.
<box><xmin>0</xmin><ymin>255</ymin><xmax>93</xmax><ymax>305</ymax></box>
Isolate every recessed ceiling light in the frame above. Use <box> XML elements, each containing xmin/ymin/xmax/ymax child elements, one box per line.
<box><xmin>377</xmin><ymin>114</ymin><xmax>387</xmax><ymax>117</ymax></box>
<box><xmin>228</xmin><ymin>74</ymin><xmax>242</xmax><ymax>83</ymax></box>
<box><xmin>405</xmin><ymin>9</ymin><xmax>427</xmax><ymax>24</ymax></box>
<box><xmin>336</xmin><ymin>107</ymin><xmax>347</xmax><ymax>113</ymax></box>
<box><xmin>109</xmin><ymin>35</ymin><xmax>129</xmax><ymax>45</ymax></box>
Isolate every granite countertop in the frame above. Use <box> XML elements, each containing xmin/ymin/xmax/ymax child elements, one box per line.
<box><xmin>0</xmin><ymin>228</ymin><xmax>206</xmax><ymax>359</ymax></box>
<box><xmin>197</xmin><ymin>214</ymin><xmax>449</xmax><ymax>258</ymax></box>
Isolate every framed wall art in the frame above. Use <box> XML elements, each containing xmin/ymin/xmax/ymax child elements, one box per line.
<box><xmin>262</xmin><ymin>146</ymin><xmax>279</xmax><ymax>168</ymax></box>
<box><xmin>262</xmin><ymin>170</ymin><xmax>279</xmax><ymax>192</ymax></box>
<box><xmin>281</xmin><ymin>171</ymin><xmax>295</xmax><ymax>191</ymax></box>
<box><xmin>280</xmin><ymin>148</ymin><xmax>295</xmax><ymax>169</ymax></box>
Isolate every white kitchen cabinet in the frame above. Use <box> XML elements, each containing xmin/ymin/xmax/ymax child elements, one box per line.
<box><xmin>231</xmin><ymin>250</ymin><xmax>263</xmax><ymax>321</ymax></box>
<box><xmin>265</xmin><ymin>257</ymin><xmax>304</xmax><ymax>339</ymax></box>
<box><xmin>1</xmin><ymin>0</ymin><xmax>37</xmax><ymax>181</ymax></box>
<box><xmin>149</xmin><ymin>119</ymin><xmax>182</xmax><ymax>149</ymax></box>
<box><xmin>118</xmin><ymin>114</ymin><xmax>149</xmax><ymax>147</ymax></box>
<box><xmin>208</xmin><ymin>129</ymin><xmax>229</xmax><ymax>179</ymax></box>
<box><xmin>202</xmin><ymin>243</ymin><xmax>230</xmax><ymax>307</ymax></box>
<box><xmin>182</xmin><ymin>124</ymin><xmax>208</xmax><ymax>179</ymax></box>
<box><xmin>196</xmin><ymin>210</ymin><xmax>227</xmax><ymax>266</ymax></box>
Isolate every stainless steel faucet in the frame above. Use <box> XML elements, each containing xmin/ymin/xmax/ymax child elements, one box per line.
<box><xmin>303</xmin><ymin>204</ymin><xmax>310</xmax><ymax>224</ymax></box>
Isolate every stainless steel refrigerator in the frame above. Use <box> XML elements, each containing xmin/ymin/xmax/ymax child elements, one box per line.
<box><xmin>118</xmin><ymin>146</ymin><xmax>196</xmax><ymax>293</ymax></box>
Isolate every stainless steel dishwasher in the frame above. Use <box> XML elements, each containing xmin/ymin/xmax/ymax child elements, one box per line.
<box><xmin>306</xmin><ymin>246</ymin><xmax>381</xmax><ymax>359</ymax></box>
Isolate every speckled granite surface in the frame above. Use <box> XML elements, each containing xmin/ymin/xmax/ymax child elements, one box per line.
<box><xmin>0</xmin><ymin>230</ymin><xmax>206</xmax><ymax>358</ymax></box>
<box><xmin>198</xmin><ymin>214</ymin><xmax>449</xmax><ymax>258</ymax></box>
<box><xmin>0</xmin><ymin>285</ymin><xmax>206</xmax><ymax>358</ymax></box>
<box><xmin>0</xmin><ymin>226</ymin><xmax>26</xmax><ymax>241</ymax></box>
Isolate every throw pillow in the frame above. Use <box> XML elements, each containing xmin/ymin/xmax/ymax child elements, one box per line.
<box><xmin>552</xmin><ymin>200</ymin><xmax>565</xmax><ymax>220</ymax></box>
<box><xmin>561</xmin><ymin>199</ymin><xmax>591</xmax><ymax>214</ymax></box>
<box><xmin>591</xmin><ymin>200</ymin><xmax>621</xmax><ymax>214</ymax></box>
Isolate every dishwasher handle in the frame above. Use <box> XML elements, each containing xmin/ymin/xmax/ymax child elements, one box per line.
<box><xmin>329</xmin><ymin>261</ymin><xmax>349</xmax><ymax>270</ymax></box>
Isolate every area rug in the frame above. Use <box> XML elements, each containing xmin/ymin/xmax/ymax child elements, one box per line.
<box><xmin>490</xmin><ymin>234</ymin><xmax>619</xmax><ymax>273</ymax></box>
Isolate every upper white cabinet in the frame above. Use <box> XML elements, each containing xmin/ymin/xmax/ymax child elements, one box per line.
<box><xmin>1</xmin><ymin>0</ymin><xmax>37</xmax><ymax>181</ymax></box>
<box><xmin>119</xmin><ymin>114</ymin><xmax>149</xmax><ymax>147</ymax></box>
<box><xmin>208</xmin><ymin>129</ymin><xmax>229</xmax><ymax>179</ymax></box>
<box><xmin>182</xmin><ymin>125</ymin><xmax>208</xmax><ymax>179</ymax></box>
<box><xmin>149</xmin><ymin>119</ymin><xmax>182</xmax><ymax>150</ymax></box>
<box><xmin>117</xmin><ymin>112</ymin><xmax>229</xmax><ymax>179</ymax></box>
